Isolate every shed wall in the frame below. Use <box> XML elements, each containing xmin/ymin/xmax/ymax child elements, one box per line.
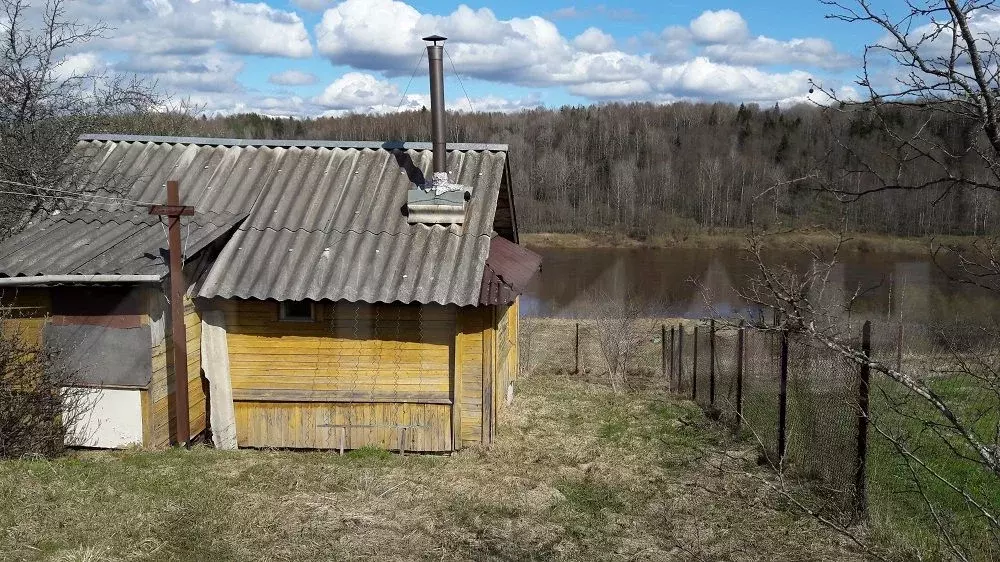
<box><xmin>210</xmin><ymin>298</ymin><xmax>456</xmax><ymax>451</ymax></box>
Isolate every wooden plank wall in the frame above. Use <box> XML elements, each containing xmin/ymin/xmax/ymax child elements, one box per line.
<box><xmin>210</xmin><ymin>298</ymin><xmax>456</xmax><ymax>451</ymax></box>
<box><xmin>214</xmin><ymin>299</ymin><xmax>454</xmax><ymax>403</ymax></box>
<box><xmin>234</xmin><ymin>402</ymin><xmax>452</xmax><ymax>451</ymax></box>
<box><xmin>148</xmin><ymin>294</ymin><xmax>206</xmax><ymax>448</ymax></box>
<box><xmin>457</xmin><ymin>307</ymin><xmax>484</xmax><ymax>448</ymax></box>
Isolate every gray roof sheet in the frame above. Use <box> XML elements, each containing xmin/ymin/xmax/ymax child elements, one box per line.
<box><xmin>0</xmin><ymin>135</ymin><xmax>513</xmax><ymax>305</ymax></box>
<box><xmin>0</xmin><ymin>210</ymin><xmax>245</xmax><ymax>277</ymax></box>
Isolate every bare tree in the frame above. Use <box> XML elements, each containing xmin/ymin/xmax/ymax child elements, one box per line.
<box><xmin>0</xmin><ymin>0</ymin><xmax>164</xmax><ymax>237</ymax></box>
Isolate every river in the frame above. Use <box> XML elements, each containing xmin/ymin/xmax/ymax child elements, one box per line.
<box><xmin>521</xmin><ymin>246</ymin><xmax>1000</xmax><ymax>325</ymax></box>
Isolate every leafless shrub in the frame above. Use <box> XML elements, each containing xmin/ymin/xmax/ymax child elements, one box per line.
<box><xmin>588</xmin><ymin>290</ymin><xmax>647</xmax><ymax>393</ymax></box>
<box><xmin>0</xmin><ymin>305</ymin><xmax>90</xmax><ymax>458</ymax></box>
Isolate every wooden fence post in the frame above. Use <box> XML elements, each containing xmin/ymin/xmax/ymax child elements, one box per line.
<box><xmin>677</xmin><ymin>326</ymin><xmax>684</xmax><ymax>393</ymax></box>
<box><xmin>709</xmin><ymin>318</ymin><xmax>716</xmax><ymax>405</ymax></box>
<box><xmin>736</xmin><ymin>320</ymin><xmax>745</xmax><ymax>429</ymax></box>
<box><xmin>777</xmin><ymin>330</ymin><xmax>789</xmax><ymax>462</ymax></box>
<box><xmin>669</xmin><ymin>327</ymin><xmax>676</xmax><ymax>392</ymax></box>
<box><xmin>574</xmin><ymin>322</ymin><xmax>580</xmax><ymax>374</ymax></box>
<box><xmin>661</xmin><ymin>324</ymin><xmax>667</xmax><ymax>381</ymax></box>
<box><xmin>856</xmin><ymin>321</ymin><xmax>872</xmax><ymax>520</ymax></box>
<box><xmin>692</xmin><ymin>325</ymin><xmax>699</xmax><ymax>401</ymax></box>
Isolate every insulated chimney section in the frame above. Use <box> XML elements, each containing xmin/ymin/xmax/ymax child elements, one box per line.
<box><xmin>406</xmin><ymin>34</ymin><xmax>471</xmax><ymax>225</ymax></box>
<box><xmin>425</xmin><ymin>35</ymin><xmax>448</xmax><ymax>177</ymax></box>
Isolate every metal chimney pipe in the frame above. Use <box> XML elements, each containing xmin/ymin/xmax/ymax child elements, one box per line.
<box><xmin>423</xmin><ymin>35</ymin><xmax>448</xmax><ymax>174</ymax></box>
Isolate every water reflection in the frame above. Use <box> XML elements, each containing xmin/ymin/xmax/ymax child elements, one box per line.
<box><xmin>522</xmin><ymin>247</ymin><xmax>999</xmax><ymax>324</ymax></box>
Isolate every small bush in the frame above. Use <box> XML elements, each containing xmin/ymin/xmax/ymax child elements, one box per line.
<box><xmin>0</xmin><ymin>308</ymin><xmax>87</xmax><ymax>459</ymax></box>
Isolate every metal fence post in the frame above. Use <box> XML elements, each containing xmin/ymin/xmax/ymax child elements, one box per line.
<box><xmin>777</xmin><ymin>329</ymin><xmax>789</xmax><ymax>462</ymax></box>
<box><xmin>856</xmin><ymin>320</ymin><xmax>872</xmax><ymax>520</ymax></box>
<box><xmin>736</xmin><ymin>320</ymin><xmax>745</xmax><ymax>429</ymax></box>
<box><xmin>574</xmin><ymin>322</ymin><xmax>580</xmax><ymax>374</ymax></box>
<box><xmin>677</xmin><ymin>326</ymin><xmax>684</xmax><ymax>392</ymax></box>
<box><xmin>709</xmin><ymin>318</ymin><xmax>716</xmax><ymax>405</ymax></box>
<box><xmin>692</xmin><ymin>325</ymin><xmax>699</xmax><ymax>401</ymax></box>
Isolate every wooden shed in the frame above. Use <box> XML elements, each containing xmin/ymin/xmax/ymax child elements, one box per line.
<box><xmin>0</xmin><ymin>134</ymin><xmax>540</xmax><ymax>452</ymax></box>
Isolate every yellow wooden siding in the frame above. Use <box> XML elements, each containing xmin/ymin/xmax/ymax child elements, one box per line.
<box><xmin>234</xmin><ymin>401</ymin><xmax>452</xmax><ymax>451</ymax></box>
<box><xmin>215</xmin><ymin>299</ymin><xmax>455</xmax><ymax>403</ymax></box>
<box><xmin>0</xmin><ymin>289</ymin><xmax>50</xmax><ymax>347</ymax></box>
<box><xmin>457</xmin><ymin>307</ymin><xmax>484</xmax><ymax>446</ymax></box>
<box><xmin>148</xmin><ymin>295</ymin><xmax>206</xmax><ymax>448</ymax></box>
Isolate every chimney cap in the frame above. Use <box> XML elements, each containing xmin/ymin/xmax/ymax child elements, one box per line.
<box><xmin>422</xmin><ymin>34</ymin><xmax>448</xmax><ymax>44</ymax></box>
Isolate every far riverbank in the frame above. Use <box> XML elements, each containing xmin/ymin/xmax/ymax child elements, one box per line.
<box><xmin>520</xmin><ymin>229</ymin><xmax>975</xmax><ymax>256</ymax></box>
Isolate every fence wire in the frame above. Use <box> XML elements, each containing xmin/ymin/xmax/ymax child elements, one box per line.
<box><xmin>521</xmin><ymin>315</ymin><xmax>1000</xmax><ymax>551</ymax></box>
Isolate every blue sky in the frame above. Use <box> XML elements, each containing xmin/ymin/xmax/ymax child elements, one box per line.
<box><xmin>41</xmin><ymin>0</ymin><xmax>886</xmax><ymax>116</ymax></box>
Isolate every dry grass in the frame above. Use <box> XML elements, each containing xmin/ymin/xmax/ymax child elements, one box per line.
<box><xmin>0</xmin><ymin>371</ymin><xmax>870</xmax><ymax>561</ymax></box>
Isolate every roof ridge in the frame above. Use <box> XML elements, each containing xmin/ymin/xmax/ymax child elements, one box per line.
<box><xmin>79</xmin><ymin>134</ymin><xmax>509</xmax><ymax>152</ymax></box>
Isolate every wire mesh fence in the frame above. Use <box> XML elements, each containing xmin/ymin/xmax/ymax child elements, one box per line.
<box><xmin>521</xmin><ymin>313</ymin><xmax>1000</xmax><ymax>552</ymax></box>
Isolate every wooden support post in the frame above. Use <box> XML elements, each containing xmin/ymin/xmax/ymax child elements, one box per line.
<box><xmin>692</xmin><ymin>326</ymin><xmax>699</xmax><ymax>401</ymax></box>
<box><xmin>856</xmin><ymin>321</ymin><xmax>872</xmax><ymax>520</ymax></box>
<box><xmin>736</xmin><ymin>321</ymin><xmax>745</xmax><ymax>429</ymax></box>
<box><xmin>339</xmin><ymin>427</ymin><xmax>346</xmax><ymax>456</ymax></box>
<box><xmin>574</xmin><ymin>322</ymin><xmax>580</xmax><ymax>374</ymax></box>
<box><xmin>399</xmin><ymin>427</ymin><xmax>407</xmax><ymax>457</ymax></box>
<box><xmin>709</xmin><ymin>318</ymin><xmax>716</xmax><ymax>405</ymax></box>
<box><xmin>149</xmin><ymin>180</ymin><xmax>195</xmax><ymax>447</ymax></box>
<box><xmin>777</xmin><ymin>330</ymin><xmax>789</xmax><ymax>462</ymax></box>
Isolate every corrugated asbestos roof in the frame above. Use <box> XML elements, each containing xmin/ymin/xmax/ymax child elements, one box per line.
<box><xmin>0</xmin><ymin>210</ymin><xmax>245</xmax><ymax>277</ymax></box>
<box><xmin>0</xmin><ymin>135</ymin><xmax>523</xmax><ymax>306</ymax></box>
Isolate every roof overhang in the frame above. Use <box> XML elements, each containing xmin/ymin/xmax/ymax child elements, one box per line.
<box><xmin>0</xmin><ymin>275</ymin><xmax>162</xmax><ymax>287</ymax></box>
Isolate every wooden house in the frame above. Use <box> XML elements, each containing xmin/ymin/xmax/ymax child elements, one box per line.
<box><xmin>0</xmin><ymin>131</ymin><xmax>540</xmax><ymax>452</ymax></box>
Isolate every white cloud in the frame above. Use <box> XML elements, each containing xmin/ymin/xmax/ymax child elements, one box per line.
<box><xmin>656</xmin><ymin>57</ymin><xmax>812</xmax><ymax>102</ymax></box>
<box><xmin>705</xmin><ymin>37</ymin><xmax>854</xmax><ymax>70</ymax></box>
<box><xmin>208</xmin><ymin>2</ymin><xmax>313</xmax><ymax>58</ymax></box>
<box><xmin>268</xmin><ymin>70</ymin><xmax>319</xmax><ymax>86</ymax></box>
<box><xmin>67</xmin><ymin>0</ymin><xmax>312</xmax><ymax>59</ymax></box>
<box><xmin>689</xmin><ymin>9</ymin><xmax>749</xmax><ymax>44</ymax></box>
<box><xmin>52</xmin><ymin>52</ymin><xmax>101</xmax><ymax>81</ymax></box>
<box><xmin>573</xmin><ymin>27</ymin><xmax>615</xmax><ymax>53</ymax></box>
<box><xmin>312</xmin><ymin>72</ymin><xmax>403</xmax><ymax>110</ymax></box>
<box><xmin>117</xmin><ymin>53</ymin><xmax>246</xmax><ymax>93</ymax></box>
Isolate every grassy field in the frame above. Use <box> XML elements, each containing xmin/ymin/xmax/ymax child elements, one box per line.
<box><xmin>0</xmin><ymin>370</ymin><xmax>869</xmax><ymax>561</ymax></box>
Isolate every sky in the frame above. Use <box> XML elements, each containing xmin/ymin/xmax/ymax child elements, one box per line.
<box><xmin>34</xmin><ymin>0</ymin><xmax>888</xmax><ymax>117</ymax></box>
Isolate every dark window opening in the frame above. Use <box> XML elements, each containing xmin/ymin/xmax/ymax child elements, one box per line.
<box><xmin>279</xmin><ymin>301</ymin><xmax>315</xmax><ymax>322</ymax></box>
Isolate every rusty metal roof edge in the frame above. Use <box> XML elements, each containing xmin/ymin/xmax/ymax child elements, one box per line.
<box><xmin>79</xmin><ymin>134</ymin><xmax>509</xmax><ymax>153</ymax></box>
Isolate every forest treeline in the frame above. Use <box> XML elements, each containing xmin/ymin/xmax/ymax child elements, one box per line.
<box><xmin>135</xmin><ymin>102</ymin><xmax>998</xmax><ymax>238</ymax></box>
